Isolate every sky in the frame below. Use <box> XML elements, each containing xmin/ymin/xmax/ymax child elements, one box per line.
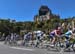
<box><xmin>0</xmin><ymin>0</ymin><xmax>75</xmax><ymax>22</ymax></box>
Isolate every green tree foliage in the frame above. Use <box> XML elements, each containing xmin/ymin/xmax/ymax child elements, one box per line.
<box><xmin>0</xmin><ymin>17</ymin><xmax>74</xmax><ymax>36</ymax></box>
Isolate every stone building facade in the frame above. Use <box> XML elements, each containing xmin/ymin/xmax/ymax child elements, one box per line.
<box><xmin>34</xmin><ymin>5</ymin><xmax>60</xmax><ymax>22</ymax></box>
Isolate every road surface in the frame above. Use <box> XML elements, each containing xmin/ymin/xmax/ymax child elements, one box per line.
<box><xmin>0</xmin><ymin>42</ymin><xmax>75</xmax><ymax>54</ymax></box>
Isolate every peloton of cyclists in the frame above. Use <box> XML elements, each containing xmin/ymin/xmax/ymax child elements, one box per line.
<box><xmin>49</xmin><ymin>25</ymin><xmax>75</xmax><ymax>49</ymax></box>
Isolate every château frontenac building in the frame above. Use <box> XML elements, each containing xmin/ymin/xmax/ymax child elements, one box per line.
<box><xmin>34</xmin><ymin>5</ymin><xmax>60</xmax><ymax>22</ymax></box>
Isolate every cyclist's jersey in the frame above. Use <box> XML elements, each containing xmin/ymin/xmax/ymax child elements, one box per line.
<box><xmin>56</xmin><ymin>30</ymin><xmax>61</xmax><ymax>35</ymax></box>
<box><xmin>65</xmin><ymin>30</ymin><xmax>72</xmax><ymax>37</ymax></box>
<box><xmin>50</xmin><ymin>29</ymin><xmax>61</xmax><ymax>37</ymax></box>
<box><xmin>37</xmin><ymin>33</ymin><xmax>42</xmax><ymax>37</ymax></box>
<box><xmin>50</xmin><ymin>30</ymin><xmax>56</xmax><ymax>37</ymax></box>
<box><xmin>24</xmin><ymin>34</ymin><xmax>31</xmax><ymax>40</ymax></box>
<box><xmin>24</xmin><ymin>34</ymin><xmax>27</xmax><ymax>40</ymax></box>
<box><xmin>37</xmin><ymin>32</ymin><xmax>43</xmax><ymax>37</ymax></box>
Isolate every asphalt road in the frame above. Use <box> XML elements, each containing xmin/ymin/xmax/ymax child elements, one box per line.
<box><xmin>0</xmin><ymin>42</ymin><xmax>75</xmax><ymax>54</ymax></box>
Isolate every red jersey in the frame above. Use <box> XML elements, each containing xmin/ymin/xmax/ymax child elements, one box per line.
<box><xmin>56</xmin><ymin>30</ymin><xmax>61</xmax><ymax>35</ymax></box>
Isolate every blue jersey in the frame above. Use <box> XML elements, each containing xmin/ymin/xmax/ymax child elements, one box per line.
<box><xmin>65</xmin><ymin>30</ymin><xmax>72</xmax><ymax>37</ymax></box>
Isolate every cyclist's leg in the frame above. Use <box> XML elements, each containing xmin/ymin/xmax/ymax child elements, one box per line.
<box><xmin>50</xmin><ymin>35</ymin><xmax>55</xmax><ymax>46</ymax></box>
<box><xmin>65</xmin><ymin>36</ymin><xmax>70</xmax><ymax>48</ymax></box>
<box><xmin>52</xmin><ymin>36</ymin><xmax>55</xmax><ymax>44</ymax></box>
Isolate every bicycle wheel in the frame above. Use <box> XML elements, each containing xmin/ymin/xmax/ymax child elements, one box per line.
<box><xmin>72</xmin><ymin>43</ymin><xmax>75</xmax><ymax>52</ymax></box>
<box><xmin>55</xmin><ymin>42</ymin><xmax>61</xmax><ymax>52</ymax></box>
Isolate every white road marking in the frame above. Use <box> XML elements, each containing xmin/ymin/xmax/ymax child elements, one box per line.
<box><xmin>10</xmin><ymin>47</ymin><xmax>35</xmax><ymax>51</ymax></box>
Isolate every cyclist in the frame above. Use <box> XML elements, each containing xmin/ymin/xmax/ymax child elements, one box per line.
<box><xmin>64</xmin><ymin>28</ymin><xmax>74</xmax><ymax>49</ymax></box>
<box><xmin>49</xmin><ymin>26</ymin><xmax>62</xmax><ymax>46</ymax></box>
